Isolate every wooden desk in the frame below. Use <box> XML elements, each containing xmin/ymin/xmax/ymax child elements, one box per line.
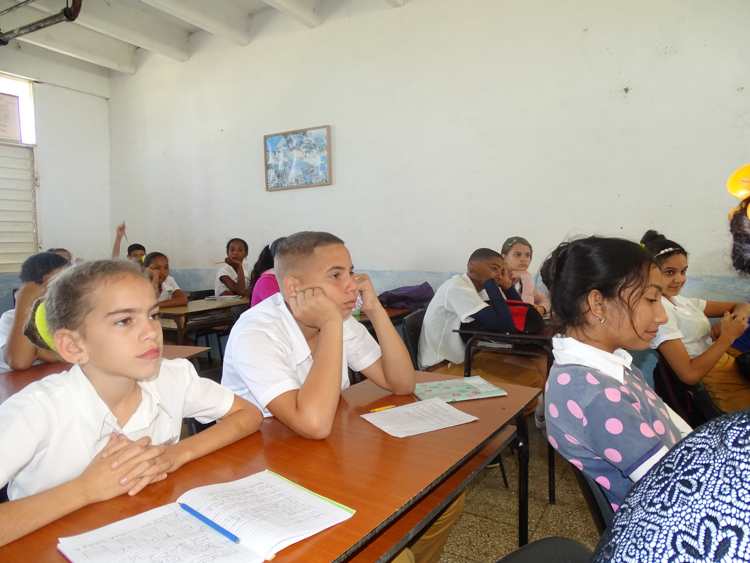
<box><xmin>0</xmin><ymin>345</ymin><xmax>209</xmax><ymax>405</ymax></box>
<box><xmin>357</xmin><ymin>307</ymin><xmax>411</xmax><ymax>326</ymax></box>
<box><xmin>160</xmin><ymin>297</ymin><xmax>248</xmax><ymax>344</ymax></box>
<box><xmin>0</xmin><ymin>373</ymin><xmax>539</xmax><ymax>561</ymax></box>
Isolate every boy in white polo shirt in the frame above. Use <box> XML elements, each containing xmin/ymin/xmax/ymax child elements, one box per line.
<box><xmin>222</xmin><ymin>231</ymin><xmax>462</xmax><ymax>563</ymax></box>
<box><xmin>419</xmin><ymin>248</ymin><xmax>546</xmax><ymax>413</ymax></box>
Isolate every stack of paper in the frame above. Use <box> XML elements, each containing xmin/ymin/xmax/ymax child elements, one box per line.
<box><xmin>361</xmin><ymin>397</ymin><xmax>478</xmax><ymax>438</ymax></box>
<box><xmin>414</xmin><ymin>376</ymin><xmax>507</xmax><ymax>403</ymax></box>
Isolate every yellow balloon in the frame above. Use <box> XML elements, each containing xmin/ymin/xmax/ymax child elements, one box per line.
<box><xmin>727</xmin><ymin>164</ymin><xmax>750</xmax><ymax>199</ymax></box>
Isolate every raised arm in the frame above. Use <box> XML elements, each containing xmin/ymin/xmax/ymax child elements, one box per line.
<box><xmin>355</xmin><ymin>274</ymin><xmax>415</xmax><ymax>394</ymax></box>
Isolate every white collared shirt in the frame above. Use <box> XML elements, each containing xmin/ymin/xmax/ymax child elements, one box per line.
<box><xmin>159</xmin><ymin>275</ymin><xmax>180</xmax><ymax>301</ymax></box>
<box><xmin>418</xmin><ymin>274</ymin><xmax>489</xmax><ymax>368</ymax></box>
<box><xmin>552</xmin><ymin>336</ymin><xmax>634</xmax><ymax>384</ymax></box>
<box><xmin>651</xmin><ymin>295</ymin><xmax>712</xmax><ymax>357</ymax></box>
<box><xmin>0</xmin><ymin>358</ymin><xmax>235</xmax><ymax>500</ymax></box>
<box><xmin>0</xmin><ymin>309</ymin><xmax>16</xmax><ymax>373</ymax></box>
<box><xmin>214</xmin><ymin>263</ymin><xmax>250</xmax><ymax>297</ymax></box>
<box><xmin>221</xmin><ymin>292</ymin><xmax>382</xmax><ymax>417</ymax></box>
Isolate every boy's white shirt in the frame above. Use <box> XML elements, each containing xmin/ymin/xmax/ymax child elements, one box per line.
<box><xmin>0</xmin><ymin>309</ymin><xmax>16</xmax><ymax>372</ymax></box>
<box><xmin>222</xmin><ymin>292</ymin><xmax>382</xmax><ymax>417</ymax></box>
<box><xmin>0</xmin><ymin>358</ymin><xmax>235</xmax><ymax>500</ymax></box>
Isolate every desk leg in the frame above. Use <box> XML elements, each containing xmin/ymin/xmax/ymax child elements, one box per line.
<box><xmin>515</xmin><ymin>413</ymin><xmax>529</xmax><ymax>547</ymax></box>
<box><xmin>548</xmin><ymin>444</ymin><xmax>556</xmax><ymax>504</ymax></box>
<box><xmin>176</xmin><ymin>316</ymin><xmax>186</xmax><ymax>345</ymax></box>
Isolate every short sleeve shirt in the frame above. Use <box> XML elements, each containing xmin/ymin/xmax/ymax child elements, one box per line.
<box><xmin>418</xmin><ymin>274</ymin><xmax>489</xmax><ymax>367</ymax></box>
<box><xmin>0</xmin><ymin>358</ymin><xmax>235</xmax><ymax>500</ymax></box>
<box><xmin>651</xmin><ymin>295</ymin><xmax>711</xmax><ymax>357</ymax></box>
<box><xmin>546</xmin><ymin>362</ymin><xmax>681</xmax><ymax>510</ymax></box>
<box><xmin>159</xmin><ymin>275</ymin><xmax>181</xmax><ymax>301</ymax></box>
<box><xmin>0</xmin><ymin>309</ymin><xmax>16</xmax><ymax>372</ymax></box>
<box><xmin>221</xmin><ymin>293</ymin><xmax>382</xmax><ymax>417</ymax></box>
<box><xmin>215</xmin><ymin>263</ymin><xmax>250</xmax><ymax>297</ymax></box>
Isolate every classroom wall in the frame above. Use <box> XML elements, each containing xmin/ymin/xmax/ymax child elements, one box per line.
<box><xmin>0</xmin><ymin>43</ymin><xmax>112</xmax><ymax>310</ymax></box>
<box><xmin>108</xmin><ymin>0</ymin><xmax>750</xmax><ymax>277</ymax></box>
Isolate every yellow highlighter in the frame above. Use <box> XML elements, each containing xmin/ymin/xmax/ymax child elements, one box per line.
<box><xmin>369</xmin><ymin>404</ymin><xmax>396</xmax><ymax>413</ymax></box>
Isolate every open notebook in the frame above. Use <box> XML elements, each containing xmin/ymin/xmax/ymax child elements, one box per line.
<box><xmin>57</xmin><ymin>470</ymin><xmax>355</xmax><ymax>563</ymax></box>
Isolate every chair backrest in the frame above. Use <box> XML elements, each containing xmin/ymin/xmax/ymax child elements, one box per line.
<box><xmin>401</xmin><ymin>308</ymin><xmax>426</xmax><ymax>370</ymax></box>
<box><xmin>572</xmin><ymin>466</ymin><xmax>614</xmax><ymax>535</ymax></box>
<box><xmin>653</xmin><ymin>352</ymin><xmax>722</xmax><ymax>427</ymax></box>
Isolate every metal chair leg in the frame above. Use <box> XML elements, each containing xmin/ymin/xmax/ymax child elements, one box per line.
<box><xmin>548</xmin><ymin>443</ymin><xmax>556</xmax><ymax>504</ymax></box>
<box><xmin>499</xmin><ymin>455</ymin><xmax>509</xmax><ymax>488</ymax></box>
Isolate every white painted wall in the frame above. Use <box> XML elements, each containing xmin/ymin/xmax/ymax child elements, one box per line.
<box><xmin>103</xmin><ymin>0</ymin><xmax>749</xmax><ymax>275</ymax></box>
<box><xmin>1</xmin><ymin>39</ymin><xmax>111</xmax><ymax>262</ymax></box>
<box><xmin>34</xmin><ymin>83</ymin><xmax>111</xmax><ymax>260</ymax></box>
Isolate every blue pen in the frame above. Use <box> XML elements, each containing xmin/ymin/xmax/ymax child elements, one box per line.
<box><xmin>179</xmin><ymin>502</ymin><xmax>240</xmax><ymax>544</ymax></box>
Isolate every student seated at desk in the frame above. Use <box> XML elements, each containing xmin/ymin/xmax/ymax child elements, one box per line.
<box><xmin>144</xmin><ymin>252</ymin><xmax>188</xmax><ymax>308</ymax></box>
<box><xmin>642</xmin><ymin>230</ymin><xmax>750</xmax><ymax>412</ymax></box>
<box><xmin>111</xmin><ymin>222</ymin><xmax>146</xmax><ymax>265</ymax></box>
<box><xmin>222</xmin><ymin>231</ymin><xmax>460</xmax><ymax>563</ymax></box>
<box><xmin>0</xmin><ymin>252</ymin><xmax>68</xmax><ymax>372</ymax></box>
<box><xmin>418</xmin><ymin>248</ymin><xmax>546</xmax><ymax>413</ymax></box>
<box><xmin>541</xmin><ymin>237</ymin><xmax>691</xmax><ymax>510</ymax></box>
<box><xmin>248</xmin><ymin>237</ymin><xmax>285</xmax><ymax>306</ymax></box>
<box><xmin>215</xmin><ymin>237</ymin><xmax>250</xmax><ymax>297</ymax></box>
<box><xmin>0</xmin><ymin>260</ymin><xmax>261</xmax><ymax>547</ymax></box>
<box><xmin>500</xmin><ymin>236</ymin><xmax>550</xmax><ymax>316</ymax></box>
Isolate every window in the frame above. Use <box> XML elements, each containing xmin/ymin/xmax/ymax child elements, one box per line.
<box><xmin>0</xmin><ymin>74</ymin><xmax>37</xmax><ymax>273</ymax></box>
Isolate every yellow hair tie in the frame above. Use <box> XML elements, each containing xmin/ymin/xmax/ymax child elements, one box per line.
<box><xmin>727</xmin><ymin>164</ymin><xmax>750</xmax><ymax>200</ymax></box>
<box><xmin>34</xmin><ymin>301</ymin><xmax>56</xmax><ymax>351</ymax></box>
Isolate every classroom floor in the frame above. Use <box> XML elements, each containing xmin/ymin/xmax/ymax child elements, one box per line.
<box><xmin>438</xmin><ymin>426</ymin><xmax>601</xmax><ymax>562</ymax></box>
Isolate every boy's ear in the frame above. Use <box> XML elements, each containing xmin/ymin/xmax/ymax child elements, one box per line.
<box><xmin>54</xmin><ymin>329</ymin><xmax>89</xmax><ymax>365</ymax></box>
<box><xmin>282</xmin><ymin>274</ymin><xmax>301</xmax><ymax>297</ymax></box>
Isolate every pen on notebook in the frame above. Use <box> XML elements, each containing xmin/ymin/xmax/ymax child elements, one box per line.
<box><xmin>179</xmin><ymin>502</ymin><xmax>240</xmax><ymax>544</ymax></box>
<box><xmin>369</xmin><ymin>404</ymin><xmax>396</xmax><ymax>413</ymax></box>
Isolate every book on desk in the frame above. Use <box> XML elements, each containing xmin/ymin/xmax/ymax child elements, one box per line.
<box><xmin>57</xmin><ymin>470</ymin><xmax>354</xmax><ymax>563</ymax></box>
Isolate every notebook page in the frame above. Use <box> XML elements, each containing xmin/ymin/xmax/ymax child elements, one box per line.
<box><xmin>178</xmin><ymin>470</ymin><xmax>355</xmax><ymax>559</ymax></box>
<box><xmin>360</xmin><ymin>397</ymin><xmax>478</xmax><ymax>437</ymax></box>
<box><xmin>57</xmin><ymin>503</ymin><xmax>262</xmax><ymax>563</ymax></box>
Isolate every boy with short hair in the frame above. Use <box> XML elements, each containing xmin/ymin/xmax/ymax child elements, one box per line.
<box><xmin>419</xmin><ymin>248</ymin><xmax>546</xmax><ymax>410</ymax></box>
<box><xmin>222</xmin><ymin>231</ymin><xmax>461</xmax><ymax>562</ymax></box>
<box><xmin>112</xmin><ymin>223</ymin><xmax>146</xmax><ymax>264</ymax></box>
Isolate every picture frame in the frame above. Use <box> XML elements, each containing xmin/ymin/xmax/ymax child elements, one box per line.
<box><xmin>264</xmin><ymin>125</ymin><xmax>332</xmax><ymax>191</ymax></box>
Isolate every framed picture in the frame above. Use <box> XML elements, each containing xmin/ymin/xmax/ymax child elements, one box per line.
<box><xmin>264</xmin><ymin>125</ymin><xmax>332</xmax><ymax>191</ymax></box>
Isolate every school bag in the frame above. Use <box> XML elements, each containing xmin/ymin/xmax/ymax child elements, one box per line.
<box><xmin>378</xmin><ymin>282</ymin><xmax>434</xmax><ymax>311</ymax></box>
<box><xmin>505</xmin><ymin>299</ymin><xmax>545</xmax><ymax>334</ymax></box>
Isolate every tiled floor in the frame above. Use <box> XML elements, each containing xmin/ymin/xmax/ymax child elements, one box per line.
<box><xmin>439</xmin><ymin>426</ymin><xmax>600</xmax><ymax>562</ymax></box>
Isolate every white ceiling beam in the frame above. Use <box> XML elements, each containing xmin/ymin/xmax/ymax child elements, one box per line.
<box><xmin>0</xmin><ymin>5</ymin><xmax>136</xmax><ymax>73</ymax></box>
<box><xmin>31</xmin><ymin>0</ymin><xmax>190</xmax><ymax>62</ymax></box>
<box><xmin>261</xmin><ymin>0</ymin><xmax>321</xmax><ymax>28</ymax></box>
<box><xmin>385</xmin><ymin>0</ymin><xmax>407</xmax><ymax>6</ymax></box>
<box><xmin>140</xmin><ymin>0</ymin><xmax>252</xmax><ymax>45</ymax></box>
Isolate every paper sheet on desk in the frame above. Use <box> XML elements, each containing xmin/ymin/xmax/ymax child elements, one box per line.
<box><xmin>361</xmin><ymin>397</ymin><xmax>478</xmax><ymax>438</ymax></box>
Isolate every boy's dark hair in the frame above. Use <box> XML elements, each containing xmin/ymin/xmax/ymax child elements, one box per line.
<box><xmin>468</xmin><ymin>248</ymin><xmax>502</xmax><ymax>262</ymax></box>
<box><xmin>501</xmin><ymin>236</ymin><xmax>533</xmax><ymax>257</ymax></box>
<box><xmin>20</xmin><ymin>252</ymin><xmax>69</xmax><ymax>284</ymax></box>
<box><xmin>127</xmin><ymin>243</ymin><xmax>146</xmax><ymax>255</ymax></box>
<box><xmin>274</xmin><ymin>232</ymin><xmax>344</xmax><ymax>279</ymax></box>
<box><xmin>730</xmin><ymin>198</ymin><xmax>750</xmax><ymax>275</ymax></box>
<box><xmin>540</xmin><ymin>236</ymin><xmax>654</xmax><ymax>333</ymax></box>
<box><xmin>226</xmin><ymin>238</ymin><xmax>249</xmax><ymax>255</ymax></box>
<box><xmin>248</xmin><ymin>238</ymin><xmax>287</xmax><ymax>294</ymax></box>
<box><xmin>143</xmin><ymin>251</ymin><xmax>167</xmax><ymax>268</ymax></box>
<box><xmin>640</xmin><ymin>230</ymin><xmax>687</xmax><ymax>266</ymax></box>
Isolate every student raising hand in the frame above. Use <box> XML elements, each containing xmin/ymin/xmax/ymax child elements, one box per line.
<box><xmin>287</xmin><ymin>286</ymin><xmax>341</xmax><ymax>329</ymax></box>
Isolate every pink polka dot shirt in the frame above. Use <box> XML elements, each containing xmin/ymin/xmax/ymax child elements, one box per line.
<box><xmin>546</xmin><ymin>337</ymin><xmax>681</xmax><ymax>509</ymax></box>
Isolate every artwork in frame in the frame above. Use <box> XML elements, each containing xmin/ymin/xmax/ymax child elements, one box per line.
<box><xmin>264</xmin><ymin>125</ymin><xmax>332</xmax><ymax>191</ymax></box>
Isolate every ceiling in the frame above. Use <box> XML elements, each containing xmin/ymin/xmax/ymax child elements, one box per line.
<box><xmin>0</xmin><ymin>0</ymin><xmax>407</xmax><ymax>74</ymax></box>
